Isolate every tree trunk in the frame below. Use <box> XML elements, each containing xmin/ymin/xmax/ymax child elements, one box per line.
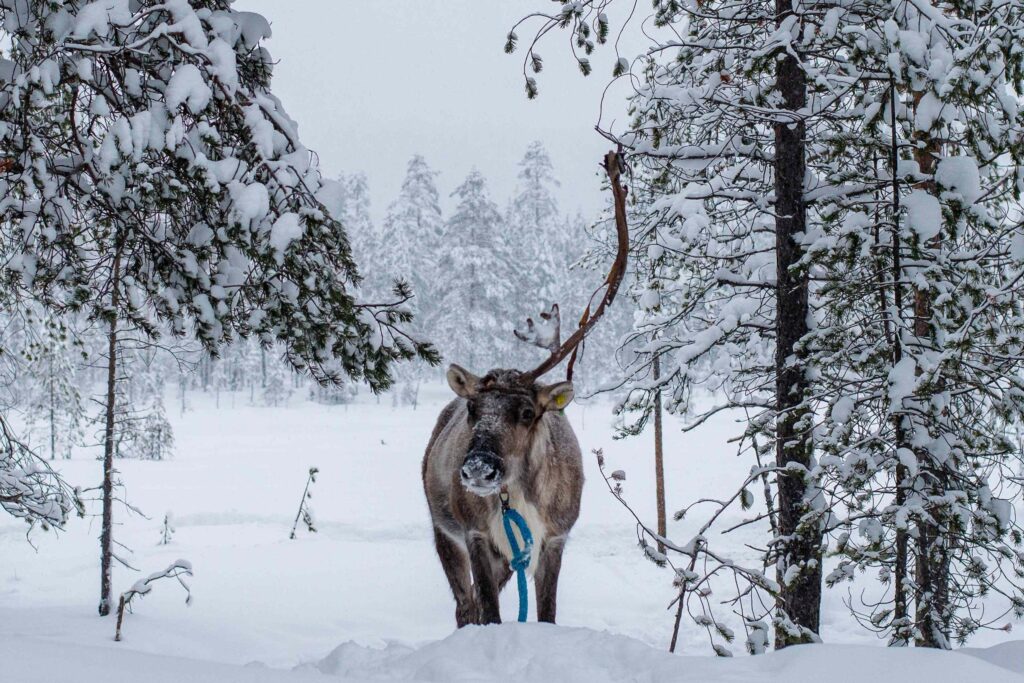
<box><xmin>907</xmin><ymin>90</ymin><xmax>950</xmax><ymax>649</ymax></box>
<box><xmin>99</xmin><ymin>252</ymin><xmax>121</xmax><ymax>617</ymax></box>
<box><xmin>773</xmin><ymin>0</ymin><xmax>821</xmax><ymax>647</ymax></box>
<box><xmin>653</xmin><ymin>355</ymin><xmax>666</xmax><ymax>554</ymax></box>
<box><xmin>889</xmin><ymin>79</ymin><xmax>911</xmax><ymax>645</ymax></box>
<box><xmin>48</xmin><ymin>359</ymin><xmax>56</xmax><ymax>461</ymax></box>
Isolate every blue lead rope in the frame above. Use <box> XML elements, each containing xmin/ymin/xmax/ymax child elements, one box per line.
<box><xmin>500</xmin><ymin>490</ymin><xmax>533</xmax><ymax>623</ymax></box>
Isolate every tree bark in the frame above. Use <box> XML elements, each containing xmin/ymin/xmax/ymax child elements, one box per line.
<box><xmin>48</xmin><ymin>358</ymin><xmax>56</xmax><ymax>461</ymax></box>
<box><xmin>653</xmin><ymin>355</ymin><xmax>666</xmax><ymax>554</ymax></box>
<box><xmin>888</xmin><ymin>79</ymin><xmax>911</xmax><ymax>645</ymax></box>
<box><xmin>910</xmin><ymin>92</ymin><xmax>950</xmax><ymax>649</ymax></box>
<box><xmin>99</xmin><ymin>251</ymin><xmax>121</xmax><ymax>617</ymax></box>
<box><xmin>773</xmin><ymin>0</ymin><xmax>821</xmax><ymax>647</ymax></box>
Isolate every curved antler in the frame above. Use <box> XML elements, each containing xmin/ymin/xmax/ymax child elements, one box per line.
<box><xmin>517</xmin><ymin>148</ymin><xmax>630</xmax><ymax>382</ymax></box>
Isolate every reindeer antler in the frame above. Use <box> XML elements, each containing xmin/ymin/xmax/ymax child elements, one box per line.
<box><xmin>518</xmin><ymin>149</ymin><xmax>630</xmax><ymax>382</ymax></box>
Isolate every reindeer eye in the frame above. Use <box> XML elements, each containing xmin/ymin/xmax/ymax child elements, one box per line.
<box><xmin>520</xmin><ymin>407</ymin><xmax>536</xmax><ymax>424</ymax></box>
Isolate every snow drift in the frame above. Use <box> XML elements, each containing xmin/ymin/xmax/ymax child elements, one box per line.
<box><xmin>6</xmin><ymin>624</ymin><xmax>1022</xmax><ymax>682</ymax></box>
<box><xmin>306</xmin><ymin>624</ymin><xmax>1024</xmax><ymax>682</ymax></box>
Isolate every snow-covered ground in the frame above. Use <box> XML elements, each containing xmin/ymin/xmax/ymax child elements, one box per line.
<box><xmin>2</xmin><ymin>383</ymin><xmax>1022</xmax><ymax>681</ymax></box>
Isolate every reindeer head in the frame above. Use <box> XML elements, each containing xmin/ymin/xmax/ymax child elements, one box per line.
<box><xmin>449</xmin><ymin>149</ymin><xmax>629</xmax><ymax>499</ymax></box>
<box><xmin>447</xmin><ymin>364</ymin><xmax>573</xmax><ymax>497</ymax></box>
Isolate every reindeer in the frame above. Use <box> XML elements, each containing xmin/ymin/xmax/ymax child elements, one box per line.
<box><xmin>421</xmin><ymin>151</ymin><xmax>630</xmax><ymax>626</ymax></box>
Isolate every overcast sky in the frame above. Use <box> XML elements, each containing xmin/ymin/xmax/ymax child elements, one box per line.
<box><xmin>237</xmin><ymin>1</ymin><xmax>637</xmax><ymax>223</ymax></box>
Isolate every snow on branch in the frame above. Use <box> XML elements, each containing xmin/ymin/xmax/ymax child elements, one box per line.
<box><xmin>114</xmin><ymin>560</ymin><xmax>193</xmax><ymax>642</ymax></box>
<box><xmin>0</xmin><ymin>414</ymin><xmax>81</xmax><ymax>530</ymax></box>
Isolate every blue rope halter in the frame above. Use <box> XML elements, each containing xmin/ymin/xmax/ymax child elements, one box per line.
<box><xmin>499</xmin><ymin>488</ymin><xmax>533</xmax><ymax>623</ymax></box>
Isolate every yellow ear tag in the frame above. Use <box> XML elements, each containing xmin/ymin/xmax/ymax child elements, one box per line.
<box><xmin>554</xmin><ymin>393</ymin><xmax>569</xmax><ymax>410</ymax></box>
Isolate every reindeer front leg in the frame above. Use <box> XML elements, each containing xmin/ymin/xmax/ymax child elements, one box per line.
<box><xmin>432</xmin><ymin>527</ymin><xmax>476</xmax><ymax>627</ymax></box>
<box><xmin>534</xmin><ymin>537</ymin><xmax>566</xmax><ymax>623</ymax></box>
<box><xmin>467</xmin><ymin>532</ymin><xmax>502</xmax><ymax>624</ymax></box>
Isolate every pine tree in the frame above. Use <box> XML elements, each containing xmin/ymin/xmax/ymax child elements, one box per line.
<box><xmin>124</xmin><ymin>349</ymin><xmax>173</xmax><ymax>461</ymax></box>
<box><xmin>806</xmin><ymin>4</ymin><xmax>1024</xmax><ymax>648</ymax></box>
<box><xmin>508</xmin><ymin>142</ymin><xmax>563</xmax><ymax>307</ymax></box>
<box><xmin>377</xmin><ymin>156</ymin><xmax>445</xmax><ymax>392</ymax></box>
<box><xmin>514</xmin><ymin>0</ymin><xmax>1024</xmax><ymax>650</ymax></box>
<box><xmin>0</xmin><ymin>304</ymin><xmax>79</xmax><ymax>528</ymax></box>
<box><xmin>514</xmin><ymin>0</ymin><xmax>825</xmax><ymax>646</ymax></box>
<box><xmin>0</xmin><ymin>2</ymin><xmax>436</xmax><ymax>615</ymax></box>
<box><xmin>434</xmin><ymin>171</ymin><xmax>517</xmax><ymax>371</ymax></box>
<box><xmin>318</xmin><ymin>171</ymin><xmax>377</xmax><ymax>293</ymax></box>
<box><xmin>379</xmin><ymin>155</ymin><xmax>445</xmax><ymax>320</ymax></box>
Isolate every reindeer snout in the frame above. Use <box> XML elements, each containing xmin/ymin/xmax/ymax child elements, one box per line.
<box><xmin>460</xmin><ymin>452</ymin><xmax>504</xmax><ymax>495</ymax></box>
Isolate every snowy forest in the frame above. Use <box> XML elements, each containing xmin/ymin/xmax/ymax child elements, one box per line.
<box><xmin>2</xmin><ymin>1</ymin><xmax>1024</xmax><ymax>682</ymax></box>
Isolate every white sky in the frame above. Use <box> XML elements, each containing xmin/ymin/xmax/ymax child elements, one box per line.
<box><xmin>237</xmin><ymin>1</ymin><xmax>637</xmax><ymax>223</ymax></box>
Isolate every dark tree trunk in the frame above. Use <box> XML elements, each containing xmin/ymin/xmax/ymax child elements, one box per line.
<box><xmin>653</xmin><ymin>355</ymin><xmax>666</xmax><ymax>554</ymax></box>
<box><xmin>910</xmin><ymin>106</ymin><xmax>950</xmax><ymax>648</ymax></box>
<box><xmin>48</xmin><ymin>359</ymin><xmax>56</xmax><ymax>461</ymax></box>
<box><xmin>773</xmin><ymin>0</ymin><xmax>821</xmax><ymax>647</ymax></box>
<box><xmin>888</xmin><ymin>80</ymin><xmax>911</xmax><ymax>644</ymax></box>
<box><xmin>99</xmin><ymin>252</ymin><xmax>121</xmax><ymax>617</ymax></box>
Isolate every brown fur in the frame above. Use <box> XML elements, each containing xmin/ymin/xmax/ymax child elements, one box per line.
<box><xmin>422</xmin><ymin>368</ymin><xmax>583</xmax><ymax>625</ymax></box>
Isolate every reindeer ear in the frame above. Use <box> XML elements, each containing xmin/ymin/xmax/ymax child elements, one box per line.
<box><xmin>447</xmin><ymin>364</ymin><xmax>479</xmax><ymax>398</ymax></box>
<box><xmin>539</xmin><ymin>381</ymin><xmax>574</xmax><ymax>411</ymax></box>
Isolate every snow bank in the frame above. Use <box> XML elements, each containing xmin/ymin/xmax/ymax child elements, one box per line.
<box><xmin>1</xmin><ymin>634</ymin><xmax>327</xmax><ymax>683</ymax></box>
<box><xmin>961</xmin><ymin>640</ymin><xmax>1024</xmax><ymax>675</ymax></box>
<box><xmin>308</xmin><ymin>623</ymin><xmax>1023</xmax><ymax>682</ymax></box>
<box><xmin>8</xmin><ymin>621</ymin><xmax>1021</xmax><ymax>682</ymax></box>
<box><xmin>10</xmin><ymin>623</ymin><xmax>1019</xmax><ymax>682</ymax></box>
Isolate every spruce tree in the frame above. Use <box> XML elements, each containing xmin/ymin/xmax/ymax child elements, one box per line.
<box><xmin>379</xmin><ymin>155</ymin><xmax>445</xmax><ymax>321</ymax></box>
<box><xmin>343</xmin><ymin>173</ymin><xmax>378</xmax><ymax>289</ymax></box>
<box><xmin>434</xmin><ymin>170</ymin><xmax>517</xmax><ymax>371</ymax></box>
<box><xmin>508</xmin><ymin>142</ymin><xmax>563</xmax><ymax>308</ymax></box>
